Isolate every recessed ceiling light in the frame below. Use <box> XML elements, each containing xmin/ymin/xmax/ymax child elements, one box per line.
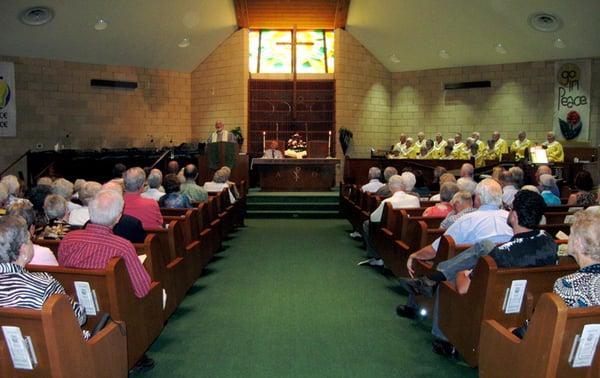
<box><xmin>94</xmin><ymin>19</ymin><xmax>108</xmax><ymax>31</ymax></box>
<box><xmin>439</xmin><ymin>49</ymin><xmax>450</xmax><ymax>59</ymax></box>
<box><xmin>554</xmin><ymin>37</ymin><xmax>566</xmax><ymax>49</ymax></box>
<box><xmin>178</xmin><ymin>38</ymin><xmax>191</xmax><ymax>48</ymax></box>
<box><xmin>19</xmin><ymin>6</ymin><xmax>54</xmax><ymax>26</ymax></box>
<box><xmin>389</xmin><ymin>54</ymin><xmax>400</xmax><ymax>63</ymax></box>
<box><xmin>528</xmin><ymin>12</ymin><xmax>563</xmax><ymax>32</ymax></box>
<box><xmin>495</xmin><ymin>43</ymin><xmax>507</xmax><ymax>54</ymax></box>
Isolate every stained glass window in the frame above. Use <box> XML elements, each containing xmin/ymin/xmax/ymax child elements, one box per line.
<box><xmin>249</xmin><ymin>29</ymin><xmax>334</xmax><ymax>74</ymax></box>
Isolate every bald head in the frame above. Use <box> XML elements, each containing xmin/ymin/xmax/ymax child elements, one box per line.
<box><xmin>460</xmin><ymin>163</ymin><xmax>474</xmax><ymax>179</ymax></box>
<box><xmin>167</xmin><ymin>160</ymin><xmax>179</xmax><ymax>174</ymax></box>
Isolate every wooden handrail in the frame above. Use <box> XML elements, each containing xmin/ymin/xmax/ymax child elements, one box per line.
<box><xmin>0</xmin><ymin>149</ymin><xmax>29</xmax><ymax>177</ymax></box>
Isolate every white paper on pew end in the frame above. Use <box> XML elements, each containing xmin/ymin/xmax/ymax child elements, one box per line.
<box><xmin>571</xmin><ymin>324</ymin><xmax>600</xmax><ymax>368</ymax></box>
<box><xmin>138</xmin><ymin>254</ymin><xmax>147</xmax><ymax>264</ymax></box>
<box><xmin>162</xmin><ymin>289</ymin><xmax>167</xmax><ymax>310</ymax></box>
<box><xmin>74</xmin><ymin>281</ymin><xmax>98</xmax><ymax>316</ymax></box>
<box><xmin>556</xmin><ymin>231</ymin><xmax>569</xmax><ymax>240</ymax></box>
<box><xmin>2</xmin><ymin>326</ymin><xmax>35</xmax><ymax>370</ymax></box>
<box><xmin>504</xmin><ymin>280</ymin><xmax>527</xmax><ymax>314</ymax></box>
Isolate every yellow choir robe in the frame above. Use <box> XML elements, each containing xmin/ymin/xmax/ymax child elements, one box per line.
<box><xmin>485</xmin><ymin>138</ymin><xmax>509</xmax><ymax>160</ymax></box>
<box><xmin>475</xmin><ymin>139</ymin><xmax>488</xmax><ymax>156</ymax></box>
<box><xmin>401</xmin><ymin>145</ymin><xmax>420</xmax><ymax>159</ymax></box>
<box><xmin>431</xmin><ymin>139</ymin><xmax>447</xmax><ymax>159</ymax></box>
<box><xmin>414</xmin><ymin>139</ymin><xmax>427</xmax><ymax>150</ymax></box>
<box><xmin>451</xmin><ymin>142</ymin><xmax>468</xmax><ymax>159</ymax></box>
<box><xmin>392</xmin><ymin>142</ymin><xmax>407</xmax><ymax>155</ymax></box>
<box><xmin>510</xmin><ymin>139</ymin><xmax>532</xmax><ymax>161</ymax></box>
<box><xmin>546</xmin><ymin>141</ymin><xmax>564</xmax><ymax>162</ymax></box>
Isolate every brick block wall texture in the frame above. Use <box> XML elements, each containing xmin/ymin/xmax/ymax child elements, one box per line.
<box><xmin>191</xmin><ymin>29</ymin><xmax>248</xmax><ymax>150</ymax></box>
<box><xmin>0</xmin><ymin>55</ymin><xmax>191</xmax><ymax>175</ymax></box>
<box><xmin>335</xmin><ymin>29</ymin><xmax>392</xmax><ymax>158</ymax></box>
<box><xmin>391</xmin><ymin>59</ymin><xmax>600</xmax><ymax>148</ymax></box>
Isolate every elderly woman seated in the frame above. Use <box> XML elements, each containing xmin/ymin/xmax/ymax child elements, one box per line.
<box><xmin>1</xmin><ymin>175</ymin><xmax>31</xmax><ymax>208</ymax></box>
<box><xmin>51</xmin><ymin>178</ymin><xmax>82</xmax><ymax>212</ymax></box>
<box><xmin>40</xmin><ymin>194</ymin><xmax>71</xmax><ymax>239</ymax></box>
<box><xmin>8</xmin><ymin>203</ymin><xmax>58</xmax><ymax>266</ymax></box>
<box><xmin>567</xmin><ymin>170</ymin><xmax>598</xmax><ymax>207</ymax></box>
<box><xmin>203</xmin><ymin>168</ymin><xmax>236</xmax><ymax>204</ymax></box>
<box><xmin>0</xmin><ymin>215</ymin><xmax>87</xmax><ymax>332</ymax></box>
<box><xmin>142</xmin><ymin>169</ymin><xmax>166</xmax><ymax>201</ymax></box>
<box><xmin>422</xmin><ymin>182</ymin><xmax>458</xmax><ymax>217</ymax></box>
<box><xmin>158</xmin><ymin>174</ymin><xmax>193</xmax><ymax>209</ymax></box>
<box><xmin>68</xmin><ymin>181</ymin><xmax>102</xmax><ymax>226</ymax></box>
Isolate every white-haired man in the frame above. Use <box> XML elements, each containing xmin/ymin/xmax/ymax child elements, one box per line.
<box><xmin>431</xmin><ymin>133</ymin><xmax>447</xmax><ymax>159</ymax></box>
<box><xmin>392</xmin><ymin>133</ymin><xmax>408</xmax><ymax>155</ymax></box>
<box><xmin>405</xmin><ymin>179</ymin><xmax>513</xmax><ymax>276</ymax></box>
<box><xmin>485</xmin><ymin>131</ymin><xmax>509</xmax><ymax>161</ymax></box>
<box><xmin>122</xmin><ymin>167</ymin><xmax>163</xmax><ymax>229</ymax></box>
<box><xmin>361</xmin><ymin>167</ymin><xmax>384</xmax><ymax>193</ymax></box>
<box><xmin>358</xmin><ymin>175</ymin><xmax>420</xmax><ymax>266</ymax></box>
<box><xmin>459</xmin><ymin>163</ymin><xmax>474</xmax><ymax>180</ymax></box>
<box><xmin>510</xmin><ymin>131</ymin><xmax>532</xmax><ymax>161</ymax></box>
<box><xmin>58</xmin><ymin>190</ymin><xmax>151</xmax><ymax>299</ymax></box>
<box><xmin>471</xmin><ymin>132</ymin><xmax>488</xmax><ymax>156</ymax></box>
<box><xmin>415</xmin><ymin>132</ymin><xmax>426</xmax><ymax>150</ymax></box>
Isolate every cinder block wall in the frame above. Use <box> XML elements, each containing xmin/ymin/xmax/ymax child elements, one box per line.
<box><xmin>391</xmin><ymin>59</ymin><xmax>600</xmax><ymax>148</ymax></box>
<box><xmin>191</xmin><ymin>29</ymin><xmax>248</xmax><ymax>149</ymax></box>
<box><xmin>0</xmin><ymin>55</ymin><xmax>191</xmax><ymax>175</ymax></box>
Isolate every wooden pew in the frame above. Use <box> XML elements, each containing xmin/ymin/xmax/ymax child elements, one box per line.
<box><xmin>413</xmin><ymin>235</ymin><xmax>470</xmax><ymax>278</ymax></box>
<box><xmin>28</xmin><ymin>258</ymin><xmax>164</xmax><ymax>369</ymax></box>
<box><xmin>0</xmin><ymin>294</ymin><xmax>128</xmax><ymax>378</ymax></box>
<box><xmin>438</xmin><ymin>255</ymin><xmax>579</xmax><ymax>367</ymax></box>
<box><xmin>544</xmin><ymin>211</ymin><xmax>575</xmax><ymax>225</ymax></box>
<box><xmin>161</xmin><ymin>209</ymin><xmax>203</xmax><ymax>285</ymax></box>
<box><xmin>479</xmin><ymin>292</ymin><xmax>600</xmax><ymax>378</ymax></box>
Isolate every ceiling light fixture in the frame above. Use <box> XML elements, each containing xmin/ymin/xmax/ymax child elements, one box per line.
<box><xmin>19</xmin><ymin>6</ymin><xmax>54</xmax><ymax>26</ymax></box>
<box><xmin>178</xmin><ymin>38</ymin><xmax>191</xmax><ymax>48</ymax></box>
<box><xmin>554</xmin><ymin>37</ymin><xmax>566</xmax><ymax>49</ymax></box>
<box><xmin>389</xmin><ymin>54</ymin><xmax>400</xmax><ymax>63</ymax></box>
<box><xmin>495</xmin><ymin>43</ymin><xmax>507</xmax><ymax>54</ymax></box>
<box><xmin>438</xmin><ymin>49</ymin><xmax>450</xmax><ymax>59</ymax></box>
<box><xmin>94</xmin><ymin>19</ymin><xmax>108</xmax><ymax>31</ymax></box>
<box><xmin>528</xmin><ymin>12</ymin><xmax>563</xmax><ymax>33</ymax></box>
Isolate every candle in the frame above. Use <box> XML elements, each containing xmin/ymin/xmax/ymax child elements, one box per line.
<box><xmin>262</xmin><ymin>131</ymin><xmax>266</xmax><ymax>151</ymax></box>
<box><xmin>328</xmin><ymin>130</ymin><xmax>332</xmax><ymax>155</ymax></box>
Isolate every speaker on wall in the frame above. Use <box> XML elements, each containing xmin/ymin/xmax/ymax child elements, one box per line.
<box><xmin>90</xmin><ymin>79</ymin><xmax>138</xmax><ymax>89</ymax></box>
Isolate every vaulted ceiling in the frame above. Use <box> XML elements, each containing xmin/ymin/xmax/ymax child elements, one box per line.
<box><xmin>0</xmin><ymin>0</ymin><xmax>598</xmax><ymax>73</ymax></box>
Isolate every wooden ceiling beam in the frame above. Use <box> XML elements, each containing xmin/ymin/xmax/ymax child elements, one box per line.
<box><xmin>234</xmin><ymin>0</ymin><xmax>249</xmax><ymax>29</ymax></box>
<box><xmin>334</xmin><ymin>0</ymin><xmax>350</xmax><ymax>29</ymax></box>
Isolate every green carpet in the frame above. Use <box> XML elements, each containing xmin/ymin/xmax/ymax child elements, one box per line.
<box><xmin>136</xmin><ymin>219</ymin><xmax>477</xmax><ymax>377</ymax></box>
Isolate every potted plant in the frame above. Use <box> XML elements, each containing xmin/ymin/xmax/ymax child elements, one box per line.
<box><xmin>231</xmin><ymin>127</ymin><xmax>244</xmax><ymax>146</ymax></box>
<box><xmin>339</xmin><ymin>128</ymin><xmax>353</xmax><ymax>156</ymax></box>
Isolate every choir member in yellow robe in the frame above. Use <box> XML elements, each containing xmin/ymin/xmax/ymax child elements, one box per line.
<box><xmin>472</xmin><ymin>131</ymin><xmax>488</xmax><ymax>157</ymax></box>
<box><xmin>485</xmin><ymin>131</ymin><xmax>509</xmax><ymax>161</ymax></box>
<box><xmin>392</xmin><ymin>133</ymin><xmax>408</xmax><ymax>155</ymax></box>
<box><xmin>418</xmin><ymin>139</ymin><xmax>435</xmax><ymax>159</ymax></box>
<box><xmin>400</xmin><ymin>138</ymin><xmax>419</xmax><ymax>159</ymax></box>
<box><xmin>414</xmin><ymin>132</ymin><xmax>426</xmax><ymax>150</ymax></box>
<box><xmin>451</xmin><ymin>133</ymin><xmax>466</xmax><ymax>159</ymax></box>
<box><xmin>431</xmin><ymin>133</ymin><xmax>447</xmax><ymax>159</ymax></box>
<box><xmin>510</xmin><ymin>131</ymin><xmax>532</xmax><ymax>161</ymax></box>
<box><xmin>543</xmin><ymin>131</ymin><xmax>564</xmax><ymax>162</ymax></box>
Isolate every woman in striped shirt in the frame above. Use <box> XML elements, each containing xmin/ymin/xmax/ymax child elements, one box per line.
<box><xmin>0</xmin><ymin>215</ymin><xmax>87</xmax><ymax>328</ymax></box>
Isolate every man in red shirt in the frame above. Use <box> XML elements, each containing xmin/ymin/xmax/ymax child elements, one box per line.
<box><xmin>122</xmin><ymin>167</ymin><xmax>163</xmax><ymax>229</ymax></box>
<box><xmin>58</xmin><ymin>189</ymin><xmax>151</xmax><ymax>298</ymax></box>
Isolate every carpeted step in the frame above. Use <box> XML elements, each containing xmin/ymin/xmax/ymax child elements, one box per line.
<box><xmin>246</xmin><ymin>202</ymin><xmax>339</xmax><ymax>211</ymax></box>
<box><xmin>245</xmin><ymin>210</ymin><xmax>341</xmax><ymax>219</ymax></box>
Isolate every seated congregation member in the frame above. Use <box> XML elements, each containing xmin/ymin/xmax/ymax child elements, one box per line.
<box><xmin>428</xmin><ymin>166</ymin><xmax>447</xmax><ymax>192</ymax></box>
<box><xmin>509</xmin><ymin>166</ymin><xmax>524</xmax><ymax>188</ymax></box>
<box><xmin>429</xmin><ymin>173</ymin><xmax>456</xmax><ymax>201</ymax></box>
<box><xmin>40</xmin><ymin>194</ymin><xmax>71</xmax><ymax>239</ymax></box>
<box><xmin>203</xmin><ymin>168</ymin><xmax>236</xmax><ymax>204</ymax></box>
<box><xmin>166</xmin><ymin>160</ymin><xmax>179</xmax><ymax>175</ymax></box>
<box><xmin>122</xmin><ymin>167</ymin><xmax>163</xmax><ymax>229</ymax></box>
<box><xmin>459</xmin><ymin>163</ymin><xmax>474</xmax><ymax>181</ymax></box>
<box><xmin>27</xmin><ymin>184</ymin><xmax>52</xmax><ymax>228</ymax></box>
<box><xmin>141</xmin><ymin>169</ymin><xmax>166</xmax><ymax>201</ymax></box>
<box><xmin>37</xmin><ymin>176</ymin><xmax>53</xmax><ymax>187</ymax></box>
<box><xmin>0</xmin><ymin>215</ymin><xmax>86</xmax><ymax>328</ymax></box>
<box><xmin>398</xmin><ymin>190</ymin><xmax>557</xmax><ymax>357</ymax></box>
<box><xmin>0</xmin><ymin>183</ymin><xmax>7</xmax><ymax>216</ymax></box>
<box><xmin>358</xmin><ymin>175</ymin><xmax>420</xmax><ymax>267</ymax></box>
<box><xmin>567</xmin><ymin>170</ymin><xmax>598</xmax><ymax>207</ymax></box>
<box><xmin>375</xmin><ymin>167</ymin><xmax>398</xmax><ymax>198</ymax></box>
<box><xmin>554</xmin><ymin>210</ymin><xmax>600</xmax><ymax>307</ymax></box>
<box><xmin>101</xmin><ymin>182</ymin><xmax>146</xmax><ymax>243</ymax></box>
<box><xmin>9</xmin><ymin>203</ymin><xmax>58</xmax><ymax>266</ymax></box>
<box><xmin>439</xmin><ymin>191</ymin><xmax>476</xmax><ymax>229</ymax></box>
<box><xmin>180</xmin><ymin>164</ymin><xmax>208</xmax><ymax>203</ymax></box>
<box><xmin>539</xmin><ymin>174</ymin><xmax>561</xmax><ymax>206</ymax></box>
<box><xmin>52</xmin><ymin>178</ymin><xmax>82</xmax><ymax>212</ymax></box>
<box><xmin>535</xmin><ymin>165</ymin><xmax>559</xmax><ymax>196</ymax></box>
<box><xmin>406</xmin><ymin>179</ymin><xmax>513</xmax><ymax>277</ymax></box>
<box><xmin>1</xmin><ymin>175</ymin><xmax>31</xmax><ymax>208</ymax></box>
<box><xmin>510</xmin><ymin>131</ymin><xmax>532</xmax><ymax>161</ymax></box>
<box><xmin>456</xmin><ymin>177</ymin><xmax>477</xmax><ymax>195</ymax></box>
<box><xmin>72</xmin><ymin>179</ymin><xmax>85</xmax><ymax>202</ymax></box>
<box><xmin>543</xmin><ymin>131</ymin><xmax>564</xmax><ymax>163</ymax></box>
<box><xmin>422</xmin><ymin>183</ymin><xmax>458</xmax><ymax>218</ymax></box>
<box><xmin>68</xmin><ymin>181</ymin><xmax>102</xmax><ymax>226</ymax></box>
<box><xmin>412</xmin><ymin>170</ymin><xmax>430</xmax><ymax>197</ymax></box>
<box><xmin>401</xmin><ymin>171</ymin><xmax>419</xmax><ymax>198</ymax></box>
<box><xmin>110</xmin><ymin>163</ymin><xmax>127</xmax><ymax>187</ymax></box>
<box><xmin>58</xmin><ymin>190</ymin><xmax>151</xmax><ymax>299</ymax></box>
<box><xmin>220</xmin><ymin>166</ymin><xmax>240</xmax><ymax>199</ymax></box>
<box><xmin>500</xmin><ymin>171</ymin><xmax>518</xmax><ymax>209</ymax></box>
<box><xmin>262</xmin><ymin>140</ymin><xmax>284</xmax><ymax>159</ymax></box>
<box><xmin>159</xmin><ymin>174</ymin><xmax>193</xmax><ymax>208</ymax></box>
<box><xmin>491</xmin><ymin>166</ymin><xmax>505</xmax><ymax>182</ymax></box>
<box><xmin>361</xmin><ymin>167</ymin><xmax>385</xmax><ymax>193</ymax></box>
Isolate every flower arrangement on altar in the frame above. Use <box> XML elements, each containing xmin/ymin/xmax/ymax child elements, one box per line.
<box><xmin>285</xmin><ymin>133</ymin><xmax>308</xmax><ymax>159</ymax></box>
